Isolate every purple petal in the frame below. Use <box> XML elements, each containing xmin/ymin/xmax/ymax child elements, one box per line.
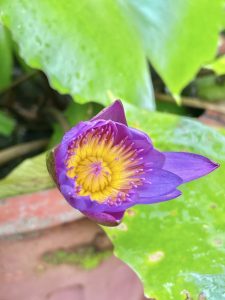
<box><xmin>143</xmin><ymin>148</ymin><xmax>165</xmax><ymax>169</ymax></box>
<box><xmin>128</xmin><ymin>126</ymin><xmax>153</xmax><ymax>151</ymax></box>
<box><xmin>100</xmin><ymin>169</ymin><xmax>182</xmax><ymax>212</ymax></box>
<box><xmin>83</xmin><ymin>210</ymin><xmax>125</xmax><ymax>226</ymax></box>
<box><xmin>91</xmin><ymin>100</ymin><xmax>127</xmax><ymax>125</ymax></box>
<box><xmin>136</xmin><ymin>169</ymin><xmax>183</xmax><ymax>199</ymax></box>
<box><xmin>163</xmin><ymin>152</ymin><xmax>219</xmax><ymax>183</ymax></box>
<box><xmin>61</xmin><ymin>121</ymin><xmax>88</xmax><ymax>145</ymax></box>
<box><xmin>137</xmin><ymin>189</ymin><xmax>182</xmax><ymax>204</ymax></box>
<box><xmin>65</xmin><ymin>193</ymin><xmax>91</xmax><ymax>212</ymax></box>
<box><xmin>114</xmin><ymin>122</ymin><xmax>153</xmax><ymax>151</ymax></box>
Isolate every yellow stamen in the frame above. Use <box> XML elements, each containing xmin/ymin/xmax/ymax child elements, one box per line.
<box><xmin>66</xmin><ymin>126</ymin><xmax>143</xmax><ymax>203</ymax></box>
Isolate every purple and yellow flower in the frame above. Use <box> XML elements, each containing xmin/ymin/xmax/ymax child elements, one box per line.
<box><xmin>47</xmin><ymin>101</ymin><xmax>219</xmax><ymax>226</ymax></box>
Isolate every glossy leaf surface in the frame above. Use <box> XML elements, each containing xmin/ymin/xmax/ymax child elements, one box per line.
<box><xmin>0</xmin><ymin>0</ymin><xmax>154</xmax><ymax>109</ymax></box>
<box><xmin>105</xmin><ymin>105</ymin><xmax>225</xmax><ymax>299</ymax></box>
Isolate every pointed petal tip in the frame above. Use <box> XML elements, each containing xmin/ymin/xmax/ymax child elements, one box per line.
<box><xmin>113</xmin><ymin>99</ymin><xmax>124</xmax><ymax>107</ymax></box>
<box><xmin>213</xmin><ymin>161</ymin><xmax>220</xmax><ymax>169</ymax></box>
<box><xmin>91</xmin><ymin>100</ymin><xmax>127</xmax><ymax>125</ymax></box>
<box><xmin>208</xmin><ymin>159</ymin><xmax>220</xmax><ymax>173</ymax></box>
<box><xmin>163</xmin><ymin>152</ymin><xmax>220</xmax><ymax>183</ymax></box>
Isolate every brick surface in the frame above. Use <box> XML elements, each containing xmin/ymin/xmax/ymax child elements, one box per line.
<box><xmin>0</xmin><ymin>219</ymin><xmax>148</xmax><ymax>300</ymax></box>
<box><xmin>0</xmin><ymin>188</ymin><xmax>82</xmax><ymax>236</ymax></box>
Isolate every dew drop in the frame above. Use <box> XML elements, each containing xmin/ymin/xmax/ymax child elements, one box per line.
<box><xmin>148</xmin><ymin>251</ymin><xmax>165</xmax><ymax>263</ymax></box>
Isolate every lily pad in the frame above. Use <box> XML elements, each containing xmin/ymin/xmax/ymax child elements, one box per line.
<box><xmin>104</xmin><ymin>106</ymin><xmax>225</xmax><ymax>299</ymax></box>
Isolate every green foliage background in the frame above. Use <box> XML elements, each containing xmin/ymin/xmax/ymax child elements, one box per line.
<box><xmin>0</xmin><ymin>1</ymin><xmax>225</xmax><ymax>299</ymax></box>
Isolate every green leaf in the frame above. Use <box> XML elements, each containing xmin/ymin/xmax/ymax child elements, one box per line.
<box><xmin>206</xmin><ymin>55</ymin><xmax>225</xmax><ymax>75</ymax></box>
<box><xmin>0</xmin><ymin>153</ymin><xmax>53</xmax><ymax>199</ymax></box>
<box><xmin>0</xmin><ymin>0</ymin><xmax>154</xmax><ymax>110</ymax></box>
<box><xmin>0</xmin><ymin>23</ymin><xmax>12</xmax><ymax>91</ymax></box>
<box><xmin>104</xmin><ymin>106</ymin><xmax>225</xmax><ymax>299</ymax></box>
<box><xmin>0</xmin><ymin>110</ymin><xmax>15</xmax><ymax>136</ymax></box>
<box><xmin>119</xmin><ymin>0</ymin><xmax>223</xmax><ymax>98</ymax></box>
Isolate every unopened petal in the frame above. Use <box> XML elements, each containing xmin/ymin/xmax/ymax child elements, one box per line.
<box><xmin>83</xmin><ymin>210</ymin><xmax>125</xmax><ymax>226</ymax></box>
<box><xmin>114</xmin><ymin>122</ymin><xmax>153</xmax><ymax>151</ymax></box>
<box><xmin>91</xmin><ymin>100</ymin><xmax>127</xmax><ymax>125</ymax></box>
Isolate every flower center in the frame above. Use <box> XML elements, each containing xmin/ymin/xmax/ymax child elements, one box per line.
<box><xmin>66</xmin><ymin>124</ymin><xmax>143</xmax><ymax>203</ymax></box>
<box><xmin>75</xmin><ymin>157</ymin><xmax>112</xmax><ymax>193</ymax></box>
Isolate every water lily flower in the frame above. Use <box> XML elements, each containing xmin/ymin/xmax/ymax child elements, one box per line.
<box><xmin>47</xmin><ymin>101</ymin><xmax>219</xmax><ymax>226</ymax></box>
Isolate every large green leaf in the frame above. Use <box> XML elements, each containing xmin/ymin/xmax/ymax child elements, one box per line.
<box><xmin>0</xmin><ymin>0</ymin><xmax>154</xmax><ymax>110</ymax></box>
<box><xmin>105</xmin><ymin>105</ymin><xmax>225</xmax><ymax>299</ymax></box>
<box><xmin>119</xmin><ymin>0</ymin><xmax>222</xmax><ymax>97</ymax></box>
<box><xmin>0</xmin><ymin>23</ymin><xmax>12</xmax><ymax>91</ymax></box>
